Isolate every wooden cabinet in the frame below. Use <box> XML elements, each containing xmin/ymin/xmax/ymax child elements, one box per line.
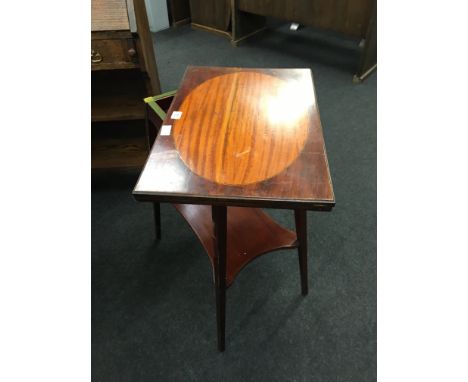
<box><xmin>233</xmin><ymin>0</ymin><xmax>376</xmax><ymax>81</ymax></box>
<box><xmin>187</xmin><ymin>0</ymin><xmax>376</xmax><ymax>81</ymax></box>
<box><xmin>91</xmin><ymin>34</ymin><xmax>139</xmax><ymax>71</ymax></box>
<box><xmin>167</xmin><ymin>0</ymin><xmax>191</xmax><ymax>26</ymax></box>
<box><xmin>189</xmin><ymin>0</ymin><xmax>231</xmax><ymax>37</ymax></box>
<box><xmin>91</xmin><ymin>0</ymin><xmax>161</xmax><ymax>170</ymax></box>
<box><xmin>236</xmin><ymin>0</ymin><xmax>373</xmax><ymax>38</ymax></box>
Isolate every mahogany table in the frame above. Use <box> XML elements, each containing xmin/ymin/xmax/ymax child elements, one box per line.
<box><xmin>133</xmin><ymin>66</ymin><xmax>335</xmax><ymax>351</ymax></box>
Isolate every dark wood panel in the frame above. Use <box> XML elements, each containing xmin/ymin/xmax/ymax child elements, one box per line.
<box><xmin>91</xmin><ymin>62</ymin><xmax>139</xmax><ymax>71</ymax></box>
<box><xmin>92</xmin><ymin>136</ymin><xmax>147</xmax><ymax>169</ymax></box>
<box><xmin>355</xmin><ymin>1</ymin><xmax>376</xmax><ymax>80</ymax></box>
<box><xmin>231</xmin><ymin>0</ymin><xmax>266</xmax><ymax>45</ymax></box>
<box><xmin>92</xmin><ymin>70</ymin><xmax>147</xmax><ymax>122</ymax></box>
<box><xmin>294</xmin><ymin>209</ymin><xmax>308</xmax><ymax>295</ymax></box>
<box><xmin>91</xmin><ymin>37</ymin><xmax>138</xmax><ymax>70</ymax></box>
<box><xmin>237</xmin><ymin>0</ymin><xmax>373</xmax><ymax>37</ymax></box>
<box><xmin>92</xmin><ymin>92</ymin><xmax>145</xmax><ymax>121</ymax></box>
<box><xmin>134</xmin><ymin>66</ymin><xmax>335</xmax><ymax>210</ymax></box>
<box><xmin>133</xmin><ymin>0</ymin><xmax>161</xmax><ymax>94</ymax></box>
<box><xmin>91</xmin><ymin>0</ymin><xmax>162</xmax><ymax>171</ymax></box>
<box><xmin>91</xmin><ymin>30</ymin><xmax>133</xmax><ymax>40</ymax></box>
<box><xmin>167</xmin><ymin>0</ymin><xmax>191</xmax><ymax>26</ymax></box>
<box><xmin>189</xmin><ymin>0</ymin><xmax>230</xmax><ymax>31</ymax></box>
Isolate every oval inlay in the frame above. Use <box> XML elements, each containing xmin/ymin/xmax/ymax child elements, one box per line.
<box><xmin>173</xmin><ymin>72</ymin><xmax>311</xmax><ymax>186</ymax></box>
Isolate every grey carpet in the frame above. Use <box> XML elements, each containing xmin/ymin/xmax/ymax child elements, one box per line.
<box><xmin>92</xmin><ymin>23</ymin><xmax>376</xmax><ymax>382</ymax></box>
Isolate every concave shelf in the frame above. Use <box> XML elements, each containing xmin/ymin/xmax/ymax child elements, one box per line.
<box><xmin>174</xmin><ymin>204</ymin><xmax>298</xmax><ymax>287</ymax></box>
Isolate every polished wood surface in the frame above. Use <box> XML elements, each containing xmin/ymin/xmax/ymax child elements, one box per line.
<box><xmin>135</xmin><ymin>73</ymin><xmax>332</xmax><ymax>351</ymax></box>
<box><xmin>177</xmin><ymin>204</ymin><xmax>299</xmax><ymax>351</ymax></box>
<box><xmin>143</xmin><ymin>92</ymin><xmax>302</xmax><ymax>276</ymax></box>
<box><xmin>134</xmin><ymin>66</ymin><xmax>335</xmax><ymax>210</ymax></box>
<box><xmin>174</xmin><ymin>72</ymin><xmax>309</xmax><ymax>185</ymax></box>
<box><xmin>174</xmin><ymin>204</ymin><xmax>298</xmax><ymax>287</ymax></box>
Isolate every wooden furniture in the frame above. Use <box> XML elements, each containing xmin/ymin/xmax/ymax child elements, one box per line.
<box><xmin>167</xmin><ymin>0</ymin><xmax>191</xmax><ymax>27</ymax></box>
<box><xmin>231</xmin><ymin>0</ymin><xmax>377</xmax><ymax>82</ymax></box>
<box><xmin>134</xmin><ymin>66</ymin><xmax>335</xmax><ymax>351</ymax></box>
<box><xmin>189</xmin><ymin>0</ymin><xmax>231</xmax><ymax>38</ymax></box>
<box><xmin>188</xmin><ymin>0</ymin><xmax>376</xmax><ymax>81</ymax></box>
<box><xmin>354</xmin><ymin>1</ymin><xmax>376</xmax><ymax>82</ymax></box>
<box><xmin>234</xmin><ymin>0</ymin><xmax>373</xmax><ymax>38</ymax></box>
<box><xmin>91</xmin><ymin>0</ymin><xmax>161</xmax><ymax>170</ymax></box>
<box><xmin>232</xmin><ymin>0</ymin><xmax>377</xmax><ymax>81</ymax></box>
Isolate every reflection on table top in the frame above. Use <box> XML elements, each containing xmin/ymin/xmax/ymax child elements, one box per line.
<box><xmin>134</xmin><ymin>66</ymin><xmax>335</xmax><ymax>210</ymax></box>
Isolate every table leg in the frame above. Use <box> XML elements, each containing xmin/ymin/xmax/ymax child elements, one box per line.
<box><xmin>153</xmin><ymin>202</ymin><xmax>161</xmax><ymax>240</ymax></box>
<box><xmin>212</xmin><ymin>205</ymin><xmax>227</xmax><ymax>351</ymax></box>
<box><xmin>144</xmin><ymin>105</ymin><xmax>157</xmax><ymax>151</ymax></box>
<box><xmin>294</xmin><ymin>209</ymin><xmax>308</xmax><ymax>295</ymax></box>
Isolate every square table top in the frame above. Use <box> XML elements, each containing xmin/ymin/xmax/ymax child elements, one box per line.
<box><xmin>133</xmin><ymin>66</ymin><xmax>335</xmax><ymax>210</ymax></box>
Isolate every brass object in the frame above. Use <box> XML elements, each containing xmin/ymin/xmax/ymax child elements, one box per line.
<box><xmin>91</xmin><ymin>49</ymin><xmax>103</xmax><ymax>63</ymax></box>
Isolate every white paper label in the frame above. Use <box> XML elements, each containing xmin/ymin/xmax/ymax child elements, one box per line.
<box><xmin>290</xmin><ymin>22</ymin><xmax>300</xmax><ymax>31</ymax></box>
<box><xmin>171</xmin><ymin>111</ymin><xmax>182</xmax><ymax>119</ymax></box>
<box><xmin>160</xmin><ymin>125</ymin><xmax>172</xmax><ymax>136</ymax></box>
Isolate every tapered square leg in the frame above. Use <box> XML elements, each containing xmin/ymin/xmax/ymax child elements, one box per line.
<box><xmin>212</xmin><ymin>205</ymin><xmax>227</xmax><ymax>351</ymax></box>
<box><xmin>144</xmin><ymin>105</ymin><xmax>158</xmax><ymax>150</ymax></box>
<box><xmin>294</xmin><ymin>209</ymin><xmax>308</xmax><ymax>295</ymax></box>
<box><xmin>153</xmin><ymin>202</ymin><xmax>161</xmax><ymax>240</ymax></box>
<box><xmin>145</xmin><ymin>106</ymin><xmax>162</xmax><ymax>241</ymax></box>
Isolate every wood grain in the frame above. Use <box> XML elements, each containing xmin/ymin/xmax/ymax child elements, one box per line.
<box><xmin>92</xmin><ymin>137</ymin><xmax>147</xmax><ymax>169</ymax></box>
<box><xmin>136</xmin><ymin>75</ymin><xmax>326</xmax><ymax>351</ymax></box>
<box><xmin>133</xmin><ymin>0</ymin><xmax>162</xmax><ymax>95</ymax></box>
<box><xmin>134</xmin><ymin>66</ymin><xmax>335</xmax><ymax>210</ymax></box>
<box><xmin>92</xmin><ymin>0</ymin><xmax>130</xmax><ymax>31</ymax></box>
<box><xmin>91</xmin><ymin>37</ymin><xmax>138</xmax><ymax>71</ymax></box>
<box><xmin>189</xmin><ymin>0</ymin><xmax>231</xmax><ymax>31</ymax></box>
<box><xmin>92</xmin><ymin>92</ymin><xmax>145</xmax><ymax>121</ymax></box>
<box><xmin>173</xmin><ymin>72</ymin><xmax>309</xmax><ymax>185</ymax></box>
<box><xmin>91</xmin><ymin>0</ymin><xmax>162</xmax><ymax>171</ymax></box>
<box><xmin>174</xmin><ymin>204</ymin><xmax>298</xmax><ymax>287</ymax></box>
<box><xmin>236</xmin><ymin>0</ymin><xmax>373</xmax><ymax>38</ymax></box>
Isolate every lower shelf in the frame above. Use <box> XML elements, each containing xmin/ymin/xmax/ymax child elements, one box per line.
<box><xmin>174</xmin><ymin>204</ymin><xmax>298</xmax><ymax>287</ymax></box>
<box><xmin>92</xmin><ymin>137</ymin><xmax>148</xmax><ymax>169</ymax></box>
